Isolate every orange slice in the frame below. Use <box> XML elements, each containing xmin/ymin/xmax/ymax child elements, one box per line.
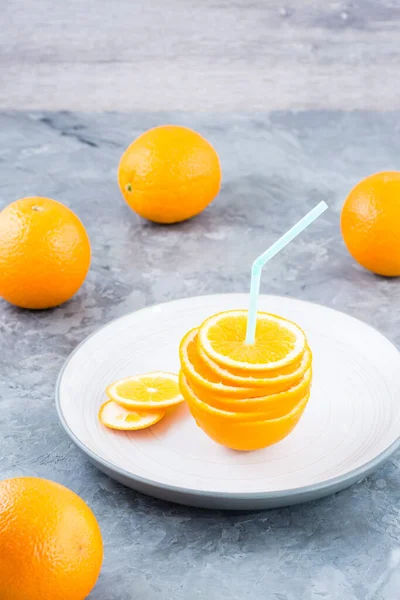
<box><xmin>179</xmin><ymin>370</ymin><xmax>311</xmax><ymax>420</ymax></box>
<box><xmin>181</xmin><ymin>329</ymin><xmax>312</xmax><ymax>397</ymax></box>
<box><xmin>98</xmin><ymin>400</ymin><xmax>165</xmax><ymax>430</ymax></box>
<box><xmin>197</xmin><ymin>310</ymin><xmax>306</xmax><ymax>374</ymax></box>
<box><xmin>180</xmin><ymin>372</ymin><xmax>310</xmax><ymax>451</ymax></box>
<box><xmin>106</xmin><ymin>372</ymin><xmax>183</xmax><ymax>411</ymax></box>
<box><xmin>185</xmin><ymin>367</ymin><xmax>312</xmax><ymax>416</ymax></box>
<box><xmin>197</xmin><ymin>337</ymin><xmax>309</xmax><ymax>381</ymax></box>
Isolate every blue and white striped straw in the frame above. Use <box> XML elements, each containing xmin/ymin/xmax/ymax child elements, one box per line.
<box><xmin>245</xmin><ymin>201</ymin><xmax>328</xmax><ymax>345</ymax></box>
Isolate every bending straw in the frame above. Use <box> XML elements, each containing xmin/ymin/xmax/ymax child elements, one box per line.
<box><xmin>245</xmin><ymin>201</ymin><xmax>328</xmax><ymax>345</ymax></box>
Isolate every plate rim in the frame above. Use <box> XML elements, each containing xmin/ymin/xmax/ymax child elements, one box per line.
<box><xmin>55</xmin><ymin>293</ymin><xmax>400</xmax><ymax>504</ymax></box>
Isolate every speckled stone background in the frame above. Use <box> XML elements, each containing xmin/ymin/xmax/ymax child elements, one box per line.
<box><xmin>1</xmin><ymin>111</ymin><xmax>400</xmax><ymax>599</ymax></box>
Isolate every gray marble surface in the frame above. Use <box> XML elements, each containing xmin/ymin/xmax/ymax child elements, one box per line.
<box><xmin>1</xmin><ymin>111</ymin><xmax>400</xmax><ymax>599</ymax></box>
<box><xmin>2</xmin><ymin>0</ymin><xmax>400</xmax><ymax>111</ymax></box>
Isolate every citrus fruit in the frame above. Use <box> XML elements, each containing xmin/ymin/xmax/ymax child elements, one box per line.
<box><xmin>178</xmin><ymin>309</ymin><xmax>313</xmax><ymax>450</ymax></box>
<box><xmin>197</xmin><ymin>310</ymin><xmax>306</xmax><ymax>374</ymax></box>
<box><xmin>187</xmin><ymin>328</ymin><xmax>311</xmax><ymax>390</ymax></box>
<box><xmin>0</xmin><ymin>477</ymin><xmax>103</xmax><ymax>600</ymax></box>
<box><xmin>197</xmin><ymin>336</ymin><xmax>312</xmax><ymax>387</ymax></box>
<box><xmin>180</xmin><ymin>372</ymin><xmax>310</xmax><ymax>451</ymax></box>
<box><xmin>341</xmin><ymin>171</ymin><xmax>400</xmax><ymax>276</ymax></box>
<box><xmin>180</xmin><ymin>329</ymin><xmax>270</xmax><ymax>398</ymax></box>
<box><xmin>184</xmin><ymin>367</ymin><xmax>312</xmax><ymax>416</ymax></box>
<box><xmin>118</xmin><ymin>125</ymin><xmax>222</xmax><ymax>223</ymax></box>
<box><xmin>0</xmin><ymin>197</ymin><xmax>91</xmax><ymax>309</ymax></box>
<box><xmin>107</xmin><ymin>371</ymin><xmax>183</xmax><ymax>411</ymax></box>
<box><xmin>180</xmin><ymin>328</ymin><xmax>311</xmax><ymax>398</ymax></box>
<box><xmin>196</xmin><ymin>335</ymin><xmax>308</xmax><ymax>379</ymax></box>
<box><xmin>99</xmin><ymin>400</ymin><xmax>165</xmax><ymax>430</ymax></box>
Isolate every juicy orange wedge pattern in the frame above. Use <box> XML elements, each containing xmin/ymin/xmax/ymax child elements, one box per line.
<box><xmin>198</xmin><ymin>310</ymin><xmax>306</xmax><ymax>373</ymax></box>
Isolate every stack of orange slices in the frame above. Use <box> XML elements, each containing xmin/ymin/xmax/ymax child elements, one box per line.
<box><xmin>98</xmin><ymin>372</ymin><xmax>184</xmax><ymax>431</ymax></box>
<box><xmin>179</xmin><ymin>310</ymin><xmax>312</xmax><ymax>451</ymax></box>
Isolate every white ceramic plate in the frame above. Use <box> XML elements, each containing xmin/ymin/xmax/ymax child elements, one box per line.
<box><xmin>56</xmin><ymin>294</ymin><xmax>400</xmax><ymax>510</ymax></box>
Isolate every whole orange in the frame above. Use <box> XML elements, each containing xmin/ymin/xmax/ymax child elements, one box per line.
<box><xmin>0</xmin><ymin>197</ymin><xmax>91</xmax><ymax>309</ymax></box>
<box><xmin>341</xmin><ymin>172</ymin><xmax>400</xmax><ymax>276</ymax></box>
<box><xmin>118</xmin><ymin>125</ymin><xmax>222</xmax><ymax>223</ymax></box>
<box><xmin>0</xmin><ymin>477</ymin><xmax>103</xmax><ymax>600</ymax></box>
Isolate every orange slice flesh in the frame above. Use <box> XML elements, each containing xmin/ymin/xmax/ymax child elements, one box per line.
<box><xmin>107</xmin><ymin>372</ymin><xmax>183</xmax><ymax>411</ymax></box>
<box><xmin>99</xmin><ymin>400</ymin><xmax>165</xmax><ymax>430</ymax></box>
<box><xmin>180</xmin><ymin>372</ymin><xmax>310</xmax><ymax>451</ymax></box>
<box><xmin>181</xmin><ymin>329</ymin><xmax>311</xmax><ymax>396</ymax></box>
<box><xmin>198</xmin><ymin>310</ymin><xmax>306</xmax><ymax>374</ymax></box>
<box><xmin>197</xmin><ymin>337</ymin><xmax>309</xmax><ymax>381</ymax></box>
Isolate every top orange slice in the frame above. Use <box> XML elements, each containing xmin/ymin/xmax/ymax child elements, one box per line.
<box><xmin>106</xmin><ymin>371</ymin><xmax>183</xmax><ymax>411</ymax></box>
<box><xmin>197</xmin><ymin>310</ymin><xmax>306</xmax><ymax>374</ymax></box>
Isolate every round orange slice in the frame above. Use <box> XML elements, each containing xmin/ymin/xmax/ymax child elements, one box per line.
<box><xmin>98</xmin><ymin>400</ymin><xmax>165</xmax><ymax>430</ymax></box>
<box><xmin>106</xmin><ymin>371</ymin><xmax>183</xmax><ymax>411</ymax></box>
<box><xmin>197</xmin><ymin>310</ymin><xmax>306</xmax><ymax>374</ymax></box>
<box><xmin>197</xmin><ymin>337</ymin><xmax>310</xmax><ymax>382</ymax></box>
<box><xmin>181</xmin><ymin>329</ymin><xmax>311</xmax><ymax>396</ymax></box>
